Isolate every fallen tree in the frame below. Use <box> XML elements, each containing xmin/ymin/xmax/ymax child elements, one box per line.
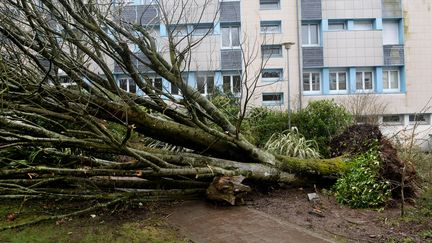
<box><xmin>0</xmin><ymin>0</ymin><xmax>416</xmax><ymax>225</ymax></box>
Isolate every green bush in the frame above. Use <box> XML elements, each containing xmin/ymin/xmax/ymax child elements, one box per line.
<box><xmin>333</xmin><ymin>148</ymin><xmax>391</xmax><ymax>208</ymax></box>
<box><xmin>246</xmin><ymin>107</ymin><xmax>289</xmax><ymax>147</ymax></box>
<box><xmin>292</xmin><ymin>99</ymin><xmax>353</xmax><ymax>157</ymax></box>
<box><xmin>264</xmin><ymin>127</ymin><xmax>320</xmax><ymax>159</ymax></box>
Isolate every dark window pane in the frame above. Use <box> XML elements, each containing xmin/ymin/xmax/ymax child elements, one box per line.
<box><xmin>171</xmin><ymin>83</ymin><xmax>179</xmax><ymax>95</ymax></box>
<box><xmin>338</xmin><ymin>73</ymin><xmax>347</xmax><ymax>90</ymax></box>
<box><xmin>207</xmin><ymin>76</ymin><xmax>214</xmax><ymax>94</ymax></box>
<box><xmin>231</xmin><ymin>27</ymin><xmax>240</xmax><ymax>47</ymax></box>
<box><xmin>119</xmin><ymin>79</ymin><xmax>128</xmax><ymax>91</ymax></box>
<box><xmin>303</xmin><ymin>73</ymin><xmax>310</xmax><ymax>91</ymax></box>
<box><xmin>154</xmin><ymin>78</ymin><xmax>162</xmax><ymax>91</ymax></box>
<box><xmin>129</xmin><ymin>80</ymin><xmax>137</xmax><ymax>93</ymax></box>
<box><xmin>197</xmin><ymin>77</ymin><xmax>205</xmax><ymax>93</ymax></box>
<box><xmin>223</xmin><ymin>76</ymin><xmax>231</xmax><ymax>93</ymax></box>
<box><xmin>262</xmin><ymin>93</ymin><xmax>282</xmax><ymax>101</ymax></box>
<box><xmin>330</xmin><ymin>73</ymin><xmax>337</xmax><ymax>90</ymax></box>
<box><xmin>233</xmin><ymin>75</ymin><xmax>241</xmax><ymax>93</ymax></box>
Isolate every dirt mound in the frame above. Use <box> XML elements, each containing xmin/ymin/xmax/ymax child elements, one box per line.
<box><xmin>330</xmin><ymin>124</ymin><xmax>419</xmax><ymax>198</ymax></box>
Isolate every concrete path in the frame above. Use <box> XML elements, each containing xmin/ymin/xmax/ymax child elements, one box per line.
<box><xmin>167</xmin><ymin>201</ymin><xmax>334</xmax><ymax>243</ymax></box>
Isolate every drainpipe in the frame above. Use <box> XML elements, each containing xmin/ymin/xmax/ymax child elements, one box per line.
<box><xmin>296</xmin><ymin>0</ymin><xmax>303</xmax><ymax>110</ymax></box>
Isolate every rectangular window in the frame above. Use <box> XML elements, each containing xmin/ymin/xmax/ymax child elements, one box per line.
<box><xmin>383</xmin><ymin>70</ymin><xmax>399</xmax><ymax>91</ymax></box>
<box><xmin>262</xmin><ymin>69</ymin><xmax>283</xmax><ymax>82</ymax></box>
<box><xmin>222</xmin><ymin>74</ymin><xmax>241</xmax><ymax>94</ymax></box>
<box><xmin>409</xmin><ymin>114</ymin><xmax>431</xmax><ymax>125</ymax></box>
<box><xmin>329</xmin><ymin>71</ymin><xmax>347</xmax><ymax>93</ymax></box>
<box><xmin>153</xmin><ymin>77</ymin><xmax>163</xmax><ymax>91</ymax></box>
<box><xmin>192</xmin><ymin>24</ymin><xmax>213</xmax><ymax>36</ymax></box>
<box><xmin>382</xmin><ymin>115</ymin><xmax>403</xmax><ymax>125</ymax></box>
<box><xmin>328</xmin><ymin>22</ymin><xmax>346</xmax><ymax>31</ymax></box>
<box><xmin>260</xmin><ymin>0</ymin><xmax>280</xmax><ymax>10</ymax></box>
<box><xmin>118</xmin><ymin>78</ymin><xmax>137</xmax><ymax>93</ymax></box>
<box><xmin>260</xmin><ymin>21</ymin><xmax>281</xmax><ymax>34</ymax></box>
<box><xmin>262</xmin><ymin>45</ymin><xmax>282</xmax><ymax>57</ymax></box>
<box><xmin>197</xmin><ymin>75</ymin><xmax>214</xmax><ymax>95</ymax></box>
<box><xmin>170</xmin><ymin>25</ymin><xmax>188</xmax><ymax>36</ymax></box>
<box><xmin>383</xmin><ymin>21</ymin><xmax>399</xmax><ymax>45</ymax></box>
<box><xmin>221</xmin><ymin>26</ymin><xmax>240</xmax><ymax>48</ymax></box>
<box><xmin>171</xmin><ymin>83</ymin><xmax>179</xmax><ymax>95</ymax></box>
<box><xmin>303</xmin><ymin>71</ymin><xmax>321</xmax><ymax>93</ymax></box>
<box><xmin>353</xmin><ymin>20</ymin><xmax>373</xmax><ymax>30</ymax></box>
<box><xmin>302</xmin><ymin>23</ymin><xmax>319</xmax><ymax>46</ymax></box>
<box><xmin>356</xmin><ymin>71</ymin><xmax>373</xmax><ymax>91</ymax></box>
<box><xmin>262</xmin><ymin>92</ymin><xmax>283</xmax><ymax>105</ymax></box>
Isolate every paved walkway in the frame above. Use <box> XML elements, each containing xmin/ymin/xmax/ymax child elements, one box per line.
<box><xmin>167</xmin><ymin>201</ymin><xmax>334</xmax><ymax>243</ymax></box>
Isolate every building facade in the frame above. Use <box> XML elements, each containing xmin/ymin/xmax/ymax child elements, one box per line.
<box><xmin>114</xmin><ymin>0</ymin><xmax>432</xmax><ymax>150</ymax></box>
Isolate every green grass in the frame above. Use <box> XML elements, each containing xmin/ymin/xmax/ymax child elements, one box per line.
<box><xmin>0</xmin><ymin>200</ymin><xmax>190</xmax><ymax>243</ymax></box>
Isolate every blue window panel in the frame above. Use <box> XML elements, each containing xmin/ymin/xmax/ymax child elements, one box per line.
<box><xmin>321</xmin><ymin>19</ymin><xmax>328</xmax><ymax>32</ymax></box>
<box><xmin>322</xmin><ymin>68</ymin><xmax>330</xmax><ymax>95</ymax></box>
<box><xmin>213</xmin><ymin>23</ymin><xmax>221</xmax><ymax>35</ymax></box>
<box><xmin>214</xmin><ymin>71</ymin><xmax>223</xmax><ymax>88</ymax></box>
<box><xmin>375</xmin><ymin>67</ymin><xmax>383</xmax><ymax>93</ymax></box>
<box><xmin>400</xmin><ymin>66</ymin><xmax>406</xmax><ymax>93</ymax></box>
<box><xmin>162</xmin><ymin>78</ymin><xmax>170</xmax><ymax>93</ymax></box>
<box><xmin>187</xmin><ymin>72</ymin><xmax>196</xmax><ymax>88</ymax></box>
<box><xmin>374</xmin><ymin>18</ymin><xmax>383</xmax><ymax>30</ymax></box>
<box><xmin>160</xmin><ymin>24</ymin><xmax>167</xmax><ymax>37</ymax></box>
<box><xmin>349</xmin><ymin>67</ymin><xmax>357</xmax><ymax>93</ymax></box>
<box><xmin>398</xmin><ymin>19</ymin><xmax>404</xmax><ymax>44</ymax></box>
<box><xmin>347</xmin><ymin>20</ymin><xmax>354</xmax><ymax>30</ymax></box>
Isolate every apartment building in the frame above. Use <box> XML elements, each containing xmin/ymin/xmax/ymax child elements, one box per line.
<box><xmin>113</xmin><ymin>0</ymin><xmax>432</xmax><ymax>149</ymax></box>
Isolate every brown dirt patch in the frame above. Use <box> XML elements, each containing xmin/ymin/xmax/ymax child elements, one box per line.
<box><xmin>247</xmin><ymin>187</ymin><xmax>432</xmax><ymax>242</ymax></box>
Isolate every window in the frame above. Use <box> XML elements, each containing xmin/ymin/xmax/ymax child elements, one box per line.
<box><xmin>222</xmin><ymin>74</ymin><xmax>241</xmax><ymax>94</ymax></box>
<box><xmin>383</xmin><ymin>21</ymin><xmax>399</xmax><ymax>45</ymax></box>
<box><xmin>303</xmin><ymin>71</ymin><xmax>321</xmax><ymax>93</ymax></box>
<box><xmin>353</xmin><ymin>20</ymin><xmax>373</xmax><ymax>30</ymax></box>
<box><xmin>262</xmin><ymin>93</ymin><xmax>283</xmax><ymax>105</ymax></box>
<box><xmin>260</xmin><ymin>0</ymin><xmax>280</xmax><ymax>10</ymax></box>
<box><xmin>197</xmin><ymin>74</ymin><xmax>214</xmax><ymax>95</ymax></box>
<box><xmin>409</xmin><ymin>114</ymin><xmax>431</xmax><ymax>125</ymax></box>
<box><xmin>260</xmin><ymin>21</ymin><xmax>281</xmax><ymax>34</ymax></box>
<box><xmin>382</xmin><ymin>115</ymin><xmax>403</xmax><ymax>125</ymax></box>
<box><xmin>383</xmin><ymin>69</ymin><xmax>399</xmax><ymax>91</ymax></box>
<box><xmin>192</xmin><ymin>24</ymin><xmax>213</xmax><ymax>36</ymax></box>
<box><xmin>356</xmin><ymin>71</ymin><xmax>373</xmax><ymax>91</ymax></box>
<box><xmin>262</xmin><ymin>45</ymin><xmax>282</xmax><ymax>57</ymax></box>
<box><xmin>221</xmin><ymin>26</ymin><xmax>240</xmax><ymax>48</ymax></box>
<box><xmin>302</xmin><ymin>23</ymin><xmax>319</xmax><ymax>46</ymax></box>
<box><xmin>328</xmin><ymin>22</ymin><xmax>346</xmax><ymax>31</ymax></box>
<box><xmin>329</xmin><ymin>71</ymin><xmax>347</xmax><ymax>93</ymax></box>
<box><xmin>262</xmin><ymin>69</ymin><xmax>283</xmax><ymax>82</ymax></box>
<box><xmin>170</xmin><ymin>25</ymin><xmax>188</xmax><ymax>36</ymax></box>
<box><xmin>152</xmin><ymin>77</ymin><xmax>163</xmax><ymax>91</ymax></box>
<box><xmin>171</xmin><ymin>83</ymin><xmax>180</xmax><ymax>95</ymax></box>
<box><xmin>119</xmin><ymin>78</ymin><xmax>137</xmax><ymax>93</ymax></box>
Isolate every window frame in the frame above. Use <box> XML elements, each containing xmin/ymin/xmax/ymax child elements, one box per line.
<box><xmin>261</xmin><ymin>69</ymin><xmax>283</xmax><ymax>82</ymax></box>
<box><xmin>302</xmin><ymin>23</ymin><xmax>320</xmax><ymax>46</ymax></box>
<box><xmin>260</xmin><ymin>21</ymin><xmax>282</xmax><ymax>34</ymax></box>
<box><xmin>222</xmin><ymin>74</ymin><xmax>241</xmax><ymax>95</ymax></box>
<box><xmin>261</xmin><ymin>44</ymin><xmax>283</xmax><ymax>58</ymax></box>
<box><xmin>352</xmin><ymin>20</ymin><xmax>374</xmax><ymax>31</ymax></box>
<box><xmin>409</xmin><ymin>114</ymin><xmax>431</xmax><ymax>125</ymax></box>
<box><xmin>303</xmin><ymin>71</ymin><xmax>321</xmax><ymax>94</ymax></box>
<box><xmin>382</xmin><ymin>115</ymin><xmax>404</xmax><ymax>126</ymax></box>
<box><xmin>329</xmin><ymin>71</ymin><xmax>348</xmax><ymax>94</ymax></box>
<box><xmin>262</xmin><ymin>92</ymin><xmax>284</xmax><ymax>106</ymax></box>
<box><xmin>328</xmin><ymin>21</ymin><xmax>346</xmax><ymax>31</ymax></box>
<box><xmin>221</xmin><ymin>25</ymin><xmax>241</xmax><ymax>49</ymax></box>
<box><xmin>383</xmin><ymin>69</ymin><xmax>400</xmax><ymax>92</ymax></box>
<box><xmin>259</xmin><ymin>0</ymin><xmax>280</xmax><ymax>10</ymax></box>
<box><xmin>355</xmin><ymin>70</ymin><xmax>374</xmax><ymax>93</ymax></box>
<box><xmin>196</xmin><ymin>74</ymin><xmax>215</xmax><ymax>96</ymax></box>
<box><xmin>118</xmin><ymin>78</ymin><xmax>137</xmax><ymax>93</ymax></box>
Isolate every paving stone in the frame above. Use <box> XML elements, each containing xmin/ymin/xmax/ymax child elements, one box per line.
<box><xmin>167</xmin><ymin>200</ymin><xmax>335</xmax><ymax>243</ymax></box>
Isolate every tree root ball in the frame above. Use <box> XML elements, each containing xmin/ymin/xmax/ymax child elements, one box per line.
<box><xmin>330</xmin><ymin>124</ymin><xmax>420</xmax><ymax>199</ymax></box>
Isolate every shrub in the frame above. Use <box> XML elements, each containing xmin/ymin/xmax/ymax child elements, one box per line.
<box><xmin>246</xmin><ymin>107</ymin><xmax>289</xmax><ymax>147</ymax></box>
<box><xmin>333</xmin><ymin>148</ymin><xmax>391</xmax><ymax>208</ymax></box>
<box><xmin>264</xmin><ymin>127</ymin><xmax>320</xmax><ymax>159</ymax></box>
<box><xmin>292</xmin><ymin>99</ymin><xmax>353</xmax><ymax>157</ymax></box>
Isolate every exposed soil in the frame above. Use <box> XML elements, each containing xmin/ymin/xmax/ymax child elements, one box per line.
<box><xmin>247</xmin><ymin>186</ymin><xmax>432</xmax><ymax>243</ymax></box>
